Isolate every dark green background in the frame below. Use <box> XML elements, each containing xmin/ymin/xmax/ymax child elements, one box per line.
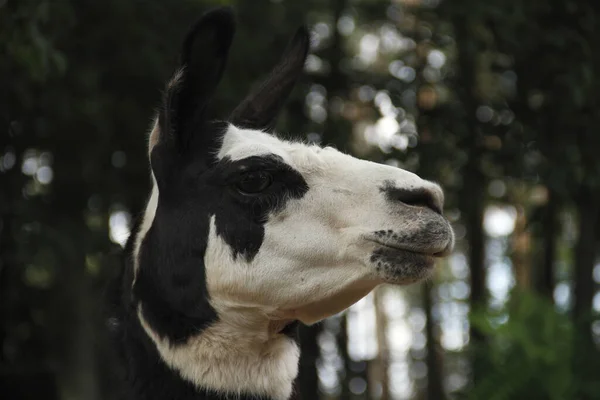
<box><xmin>2</xmin><ymin>0</ymin><xmax>599</xmax><ymax>399</ymax></box>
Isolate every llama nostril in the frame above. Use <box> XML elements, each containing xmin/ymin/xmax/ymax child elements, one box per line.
<box><xmin>381</xmin><ymin>184</ymin><xmax>443</xmax><ymax>214</ymax></box>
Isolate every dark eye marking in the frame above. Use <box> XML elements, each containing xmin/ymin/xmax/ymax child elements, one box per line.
<box><xmin>214</xmin><ymin>155</ymin><xmax>286</xmax><ymax>179</ymax></box>
<box><xmin>135</xmin><ymin>154</ymin><xmax>308</xmax><ymax>346</ymax></box>
<box><xmin>214</xmin><ymin>155</ymin><xmax>308</xmax><ymax>202</ymax></box>
<box><xmin>210</xmin><ymin>154</ymin><xmax>309</xmax><ymax>261</ymax></box>
<box><xmin>236</xmin><ymin>171</ymin><xmax>273</xmax><ymax>195</ymax></box>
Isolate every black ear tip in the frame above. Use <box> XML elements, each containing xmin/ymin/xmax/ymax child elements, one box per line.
<box><xmin>187</xmin><ymin>7</ymin><xmax>236</xmax><ymax>35</ymax></box>
<box><xmin>292</xmin><ymin>25</ymin><xmax>311</xmax><ymax>50</ymax></box>
<box><xmin>182</xmin><ymin>7</ymin><xmax>236</xmax><ymax>64</ymax></box>
<box><xmin>200</xmin><ymin>6</ymin><xmax>236</xmax><ymax>28</ymax></box>
<box><xmin>284</xmin><ymin>25</ymin><xmax>310</xmax><ymax>66</ymax></box>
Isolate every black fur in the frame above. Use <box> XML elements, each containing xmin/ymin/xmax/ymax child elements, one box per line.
<box><xmin>136</xmin><ymin>152</ymin><xmax>308</xmax><ymax>342</ymax></box>
<box><xmin>109</xmin><ymin>7</ymin><xmax>310</xmax><ymax>399</ymax></box>
<box><xmin>113</xmin><ymin>149</ymin><xmax>309</xmax><ymax>399</ymax></box>
<box><xmin>109</xmin><ymin>242</ymin><xmax>277</xmax><ymax>400</ymax></box>
<box><xmin>230</xmin><ymin>26</ymin><xmax>310</xmax><ymax>131</ymax></box>
<box><xmin>212</xmin><ymin>155</ymin><xmax>309</xmax><ymax>260</ymax></box>
<box><xmin>158</xmin><ymin>8</ymin><xmax>235</xmax><ymax>156</ymax></box>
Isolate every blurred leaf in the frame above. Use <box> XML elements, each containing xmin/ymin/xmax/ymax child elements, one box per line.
<box><xmin>468</xmin><ymin>291</ymin><xmax>576</xmax><ymax>400</ymax></box>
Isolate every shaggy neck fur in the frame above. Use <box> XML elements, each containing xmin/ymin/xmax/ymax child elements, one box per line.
<box><xmin>114</xmin><ymin>229</ymin><xmax>300</xmax><ymax>400</ymax></box>
<box><xmin>138</xmin><ymin>305</ymin><xmax>299</xmax><ymax>400</ymax></box>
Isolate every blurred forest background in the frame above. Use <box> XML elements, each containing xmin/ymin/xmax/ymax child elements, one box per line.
<box><xmin>2</xmin><ymin>0</ymin><xmax>600</xmax><ymax>399</ymax></box>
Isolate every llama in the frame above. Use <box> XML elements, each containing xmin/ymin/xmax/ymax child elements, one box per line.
<box><xmin>112</xmin><ymin>7</ymin><xmax>454</xmax><ymax>400</ymax></box>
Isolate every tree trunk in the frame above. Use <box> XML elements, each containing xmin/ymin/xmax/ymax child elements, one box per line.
<box><xmin>297</xmin><ymin>323</ymin><xmax>323</xmax><ymax>400</ymax></box>
<box><xmin>423</xmin><ymin>283</ymin><xmax>444</xmax><ymax>400</ymax></box>
<box><xmin>463</xmin><ymin>172</ymin><xmax>486</xmax><ymax>386</ymax></box>
<box><xmin>511</xmin><ymin>205</ymin><xmax>532</xmax><ymax>290</ymax></box>
<box><xmin>56</xmin><ymin>242</ymin><xmax>100</xmax><ymax>400</ymax></box>
<box><xmin>462</xmin><ymin>168</ymin><xmax>486</xmax><ymax>318</ymax></box>
<box><xmin>539</xmin><ymin>189</ymin><xmax>558</xmax><ymax>301</ymax></box>
<box><xmin>452</xmin><ymin>12</ymin><xmax>487</xmax><ymax>385</ymax></box>
<box><xmin>336</xmin><ymin>314</ymin><xmax>352</xmax><ymax>400</ymax></box>
<box><xmin>373</xmin><ymin>288</ymin><xmax>390</xmax><ymax>400</ymax></box>
<box><xmin>0</xmin><ymin>172</ymin><xmax>16</xmax><ymax>367</ymax></box>
<box><xmin>321</xmin><ymin>0</ymin><xmax>351</xmax><ymax>151</ymax></box>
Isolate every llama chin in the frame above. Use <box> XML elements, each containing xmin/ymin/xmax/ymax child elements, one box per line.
<box><xmin>112</xmin><ymin>6</ymin><xmax>454</xmax><ymax>400</ymax></box>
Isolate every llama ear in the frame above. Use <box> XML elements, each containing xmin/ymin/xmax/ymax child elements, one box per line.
<box><xmin>159</xmin><ymin>7</ymin><xmax>235</xmax><ymax>150</ymax></box>
<box><xmin>230</xmin><ymin>26</ymin><xmax>310</xmax><ymax>131</ymax></box>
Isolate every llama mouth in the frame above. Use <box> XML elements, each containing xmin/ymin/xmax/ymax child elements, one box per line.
<box><xmin>369</xmin><ymin>246</ymin><xmax>438</xmax><ymax>283</ymax></box>
<box><xmin>366</xmin><ymin>235</ymin><xmax>452</xmax><ymax>283</ymax></box>
<box><xmin>367</xmin><ymin>239</ymin><xmax>449</xmax><ymax>258</ymax></box>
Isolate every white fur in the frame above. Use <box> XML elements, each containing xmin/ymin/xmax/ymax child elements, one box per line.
<box><xmin>132</xmin><ymin>119</ymin><xmax>160</xmax><ymax>283</ymax></box>
<box><xmin>210</xmin><ymin>125</ymin><xmax>452</xmax><ymax>324</ymax></box>
<box><xmin>139</xmin><ymin>217</ymin><xmax>300</xmax><ymax>399</ymax></box>
<box><xmin>132</xmin><ymin>179</ymin><xmax>157</xmax><ymax>284</ymax></box>
<box><xmin>138</xmin><ymin>303</ymin><xmax>299</xmax><ymax>400</ymax></box>
<box><xmin>133</xmin><ymin>122</ymin><xmax>453</xmax><ymax>399</ymax></box>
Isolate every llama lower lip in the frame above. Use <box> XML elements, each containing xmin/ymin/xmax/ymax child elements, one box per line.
<box><xmin>370</xmin><ymin>246</ymin><xmax>437</xmax><ymax>283</ymax></box>
<box><xmin>375</xmin><ymin>247</ymin><xmax>437</xmax><ymax>264</ymax></box>
<box><xmin>368</xmin><ymin>239</ymin><xmax>445</xmax><ymax>257</ymax></box>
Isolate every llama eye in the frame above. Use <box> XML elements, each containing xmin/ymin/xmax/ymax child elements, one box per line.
<box><xmin>235</xmin><ymin>171</ymin><xmax>273</xmax><ymax>194</ymax></box>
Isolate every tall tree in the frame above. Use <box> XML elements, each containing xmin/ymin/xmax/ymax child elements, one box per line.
<box><xmin>423</xmin><ymin>284</ymin><xmax>444</xmax><ymax>400</ymax></box>
<box><xmin>297</xmin><ymin>324</ymin><xmax>323</xmax><ymax>400</ymax></box>
<box><xmin>445</xmin><ymin>4</ymin><xmax>489</xmax><ymax>385</ymax></box>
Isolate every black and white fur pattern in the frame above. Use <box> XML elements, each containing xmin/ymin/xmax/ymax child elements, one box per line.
<box><xmin>113</xmin><ymin>7</ymin><xmax>454</xmax><ymax>400</ymax></box>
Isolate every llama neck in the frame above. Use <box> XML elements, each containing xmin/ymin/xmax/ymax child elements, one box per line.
<box><xmin>129</xmin><ymin>303</ymin><xmax>300</xmax><ymax>400</ymax></box>
<box><xmin>123</xmin><ymin>186</ymin><xmax>300</xmax><ymax>399</ymax></box>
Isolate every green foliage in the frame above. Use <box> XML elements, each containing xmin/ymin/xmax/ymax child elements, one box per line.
<box><xmin>468</xmin><ymin>292</ymin><xmax>580</xmax><ymax>400</ymax></box>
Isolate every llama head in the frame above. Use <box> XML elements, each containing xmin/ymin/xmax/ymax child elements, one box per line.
<box><xmin>134</xmin><ymin>7</ymin><xmax>454</xmax><ymax>337</ymax></box>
